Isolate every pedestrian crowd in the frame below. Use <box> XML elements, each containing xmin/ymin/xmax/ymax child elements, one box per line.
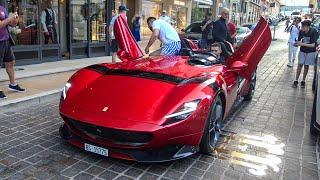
<box><xmin>285</xmin><ymin>16</ymin><xmax>319</xmax><ymax>88</ymax></box>
<box><xmin>0</xmin><ymin>4</ymin><xmax>236</xmax><ymax>100</ymax></box>
<box><xmin>109</xmin><ymin>6</ymin><xmax>235</xmax><ymax>64</ymax></box>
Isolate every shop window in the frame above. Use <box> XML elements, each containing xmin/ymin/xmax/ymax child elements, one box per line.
<box><xmin>40</xmin><ymin>0</ymin><xmax>59</xmax><ymax>44</ymax></box>
<box><xmin>90</xmin><ymin>0</ymin><xmax>106</xmax><ymax>42</ymax></box>
<box><xmin>7</xmin><ymin>0</ymin><xmax>39</xmax><ymax>45</ymax></box>
<box><xmin>71</xmin><ymin>0</ymin><xmax>88</xmax><ymax>43</ymax></box>
<box><xmin>141</xmin><ymin>0</ymin><xmax>160</xmax><ymax>36</ymax></box>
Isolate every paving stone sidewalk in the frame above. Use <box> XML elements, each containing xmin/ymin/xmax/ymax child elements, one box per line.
<box><xmin>0</xmin><ymin>30</ymin><xmax>319</xmax><ymax>180</ymax></box>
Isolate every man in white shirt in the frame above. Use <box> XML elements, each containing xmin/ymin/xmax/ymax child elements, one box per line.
<box><xmin>41</xmin><ymin>0</ymin><xmax>57</xmax><ymax>44</ymax></box>
<box><xmin>287</xmin><ymin>17</ymin><xmax>301</xmax><ymax>67</ymax></box>
<box><xmin>145</xmin><ymin>17</ymin><xmax>181</xmax><ymax>56</ymax></box>
<box><xmin>159</xmin><ymin>10</ymin><xmax>171</xmax><ymax>24</ymax></box>
<box><xmin>109</xmin><ymin>5</ymin><xmax>128</xmax><ymax>63</ymax></box>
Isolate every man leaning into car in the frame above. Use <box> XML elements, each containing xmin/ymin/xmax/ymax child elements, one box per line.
<box><xmin>145</xmin><ymin>17</ymin><xmax>181</xmax><ymax>56</ymax></box>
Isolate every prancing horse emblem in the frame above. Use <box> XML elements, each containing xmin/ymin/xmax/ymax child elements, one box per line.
<box><xmin>102</xmin><ymin>107</ymin><xmax>109</xmax><ymax>112</ymax></box>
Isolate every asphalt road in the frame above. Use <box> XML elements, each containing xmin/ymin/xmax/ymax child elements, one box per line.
<box><xmin>0</xmin><ymin>25</ymin><xmax>319</xmax><ymax>180</ymax></box>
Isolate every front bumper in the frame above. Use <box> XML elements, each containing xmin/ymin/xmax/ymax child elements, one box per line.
<box><xmin>59</xmin><ymin>123</ymin><xmax>199</xmax><ymax>162</ymax></box>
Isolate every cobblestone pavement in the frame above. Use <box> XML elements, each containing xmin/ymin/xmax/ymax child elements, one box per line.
<box><xmin>0</xmin><ymin>30</ymin><xmax>319</xmax><ymax>180</ymax></box>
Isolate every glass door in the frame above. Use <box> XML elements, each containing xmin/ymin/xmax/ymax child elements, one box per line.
<box><xmin>90</xmin><ymin>0</ymin><xmax>106</xmax><ymax>43</ymax></box>
<box><xmin>7</xmin><ymin>0</ymin><xmax>39</xmax><ymax>46</ymax></box>
<box><xmin>69</xmin><ymin>0</ymin><xmax>109</xmax><ymax>58</ymax></box>
<box><xmin>69</xmin><ymin>0</ymin><xmax>88</xmax><ymax>57</ymax></box>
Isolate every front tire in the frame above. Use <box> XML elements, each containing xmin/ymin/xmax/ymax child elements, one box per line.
<box><xmin>200</xmin><ymin>96</ymin><xmax>224</xmax><ymax>154</ymax></box>
<box><xmin>244</xmin><ymin>71</ymin><xmax>257</xmax><ymax>101</ymax></box>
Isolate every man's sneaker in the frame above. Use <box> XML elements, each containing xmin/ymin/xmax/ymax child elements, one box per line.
<box><xmin>0</xmin><ymin>91</ymin><xmax>7</xmax><ymax>100</ymax></box>
<box><xmin>300</xmin><ymin>81</ymin><xmax>306</xmax><ymax>88</ymax></box>
<box><xmin>292</xmin><ymin>81</ymin><xmax>298</xmax><ymax>88</ymax></box>
<box><xmin>8</xmin><ymin>84</ymin><xmax>25</xmax><ymax>92</ymax></box>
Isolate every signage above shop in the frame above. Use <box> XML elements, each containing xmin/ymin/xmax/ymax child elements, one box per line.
<box><xmin>193</xmin><ymin>0</ymin><xmax>213</xmax><ymax>5</ymax></box>
<box><xmin>174</xmin><ymin>0</ymin><xmax>186</xmax><ymax>6</ymax></box>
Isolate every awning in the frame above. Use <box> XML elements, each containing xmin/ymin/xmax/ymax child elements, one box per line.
<box><xmin>193</xmin><ymin>0</ymin><xmax>213</xmax><ymax>5</ymax></box>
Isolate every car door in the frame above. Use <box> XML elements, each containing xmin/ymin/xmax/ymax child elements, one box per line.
<box><xmin>227</xmin><ymin>17</ymin><xmax>272</xmax><ymax>80</ymax></box>
<box><xmin>114</xmin><ymin>14</ymin><xmax>144</xmax><ymax>61</ymax></box>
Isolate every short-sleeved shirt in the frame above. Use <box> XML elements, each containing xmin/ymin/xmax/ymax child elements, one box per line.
<box><xmin>0</xmin><ymin>5</ymin><xmax>9</xmax><ymax>41</ymax></box>
<box><xmin>152</xmin><ymin>19</ymin><xmax>180</xmax><ymax>45</ymax></box>
<box><xmin>298</xmin><ymin>27</ymin><xmax>318</xmax><ymax>53</ymax></box>
<box><xmin>288</xmin><ymin>25</ymin><xmax>300</xmax><ymax>43</ymax></box>
<box><xmin>159</xmin><ymin>15</ymin><xmax>171</xmax><ymax>24</ymax></box>
<box><xmin>201</xmin><ymin>19</ymin><xmax>212</xmax><ymax>39</ymax></box>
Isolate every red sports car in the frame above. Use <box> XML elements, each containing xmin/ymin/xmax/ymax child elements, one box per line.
<box><xmin>59</xmin><ymin>15</ymin><xmax>271</xmax><ymax>162</ymax></box>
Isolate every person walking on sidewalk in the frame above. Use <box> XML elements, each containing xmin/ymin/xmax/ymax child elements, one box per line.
<box><xmin>144</xmin><ymin>17</ymin><xmax>181</xmax><ymax>56</ymax></box>
<box><xmin>109</xmin><ymin>5</ymin><xmax>128</xmax><ymax>63</ymax></box>
<box><xmin>292</xmin><ymin>20</ymin><xmax>318</xmax><ymax>88</ymax></box>
<box><xmin>0</xmin><ymin>5</ymin><xmax>25</xmax><ymax>99</ymax></box>
<box><xmin>287</xmin><ymin>17</ymin><xmax>301</xmax><ymax>67</ymax></box>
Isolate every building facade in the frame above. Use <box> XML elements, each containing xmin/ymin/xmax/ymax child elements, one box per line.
<box><xmin>0</xmin><ymin>0</ymin><xmax>196</xmax><ymax>65</ymax></box>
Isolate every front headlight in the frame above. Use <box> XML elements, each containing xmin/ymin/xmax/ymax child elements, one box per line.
<box><xmin>163</xmin><ymin>99</ymin><xmax>201</xmax><ymax>125</ymax></box>
<box><xmin>62</xmin><ymin>82</ymin><xmax>71</xmax><ymax>100</ymax></box>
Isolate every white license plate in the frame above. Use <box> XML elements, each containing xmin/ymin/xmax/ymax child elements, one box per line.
<box><xmin>84</xmin><ymin>143</ymin><xmax>108</xmax><ymax>157</ymax></box>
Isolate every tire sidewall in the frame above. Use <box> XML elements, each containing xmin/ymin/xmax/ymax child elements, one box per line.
<box><xmin>199</xmin><ymin>95</ymin><xmax>223</xmax><ymax>154</ymax></box>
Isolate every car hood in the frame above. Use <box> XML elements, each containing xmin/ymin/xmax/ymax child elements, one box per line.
<box><xmin>62</xmin><ymin>57</ymin><xmax>223</xmax><ymax>125</ymax></box>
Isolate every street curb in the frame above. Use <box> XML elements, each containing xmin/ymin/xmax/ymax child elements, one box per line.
<box><xmin>0</xmin><ymin>68</ymin><xmax>78</xmax><ymax>83</ymax></box>
<box><xmin>0</xmin><ymin>88</ymin><xmax>62</xmax><ymax>113</ymax></box>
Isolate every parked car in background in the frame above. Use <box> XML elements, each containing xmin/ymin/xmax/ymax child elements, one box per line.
<box><xmin>242</xmin><ymin>23</ymin><xmax>257</xmax><ymax>31</ymax></box>
<box><xmin>236</xmin><ymin>27</ymin><xmax>252</xmax><ymax>46</ymax></box>
<box><xmin>179</xmin><ymin>22</ymin><xmax>202</xmax><ymax>46</ymax></box>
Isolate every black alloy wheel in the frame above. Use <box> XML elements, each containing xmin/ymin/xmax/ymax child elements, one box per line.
<box><xmin>244</xmin><ymin>71</ymin><xmax>257</xmax><ymax>101</ymax></box>
<box><xmin>200</xmin><ymin>96</ymin><xmax>224</xmax><ymax>154</ymax></box>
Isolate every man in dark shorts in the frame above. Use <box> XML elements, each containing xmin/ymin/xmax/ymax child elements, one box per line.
<box><xmin>0</xmin><ymin>5</ymin><xmax>25</xmax><ymax>99</ymax></box>
<box><xmin>293</xmin><ymin>20</ymin><xmax>318</xmax><ymax>88</ymax></box>
<box><xmin>109</xmin><ymin>5</ymin><xmax>128</xmax><ymax>63</ymax></box>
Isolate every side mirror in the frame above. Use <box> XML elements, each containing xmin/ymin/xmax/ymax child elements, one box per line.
<box><xmin>230</xmin><ymin>60</ymin><xmax>248</xmax><ymax>72</ymax></box>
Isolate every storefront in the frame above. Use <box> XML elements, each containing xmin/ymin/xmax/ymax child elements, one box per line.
<box><xmin>191</xmin><ymin>0</ymin><xmax>213</xmax><ymax>22</ymax></box>
<box><xmin>0</xmin><ymin>0</ymin><xmax>114</xmax><ymax>65</ymax></box>
<box><xmin>67</xmin><ymin>0</ymin><xmax>111</xmax><ymax>59</ymax></box>
<box><xmin>140</xmin><ymin>0</ymin><xmax>191</xmax><ymax>35</ymax></box>
<box><xmin>1</xmin><ymin>0</ymin><xmax>62</xmax><ymax>65</ymax></box>
<box><xmin>0</xmin><ymin>0</ymin><xmax>191</xmax><ymax>65</ymax></box>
